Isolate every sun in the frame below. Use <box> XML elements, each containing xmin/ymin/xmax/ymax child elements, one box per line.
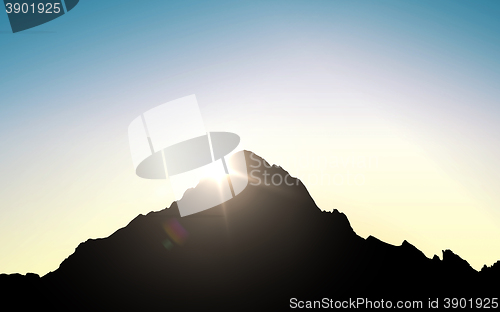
<box><xmin>204</xmin><ymin>163</ymin><xmax>228</xmax><ymax>182</ymax></box>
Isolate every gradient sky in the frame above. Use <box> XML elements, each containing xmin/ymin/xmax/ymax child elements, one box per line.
<box><xmin>1</xmin><ymin>0</ymin><xmax>500</xmax><ymax>275</ymax></box>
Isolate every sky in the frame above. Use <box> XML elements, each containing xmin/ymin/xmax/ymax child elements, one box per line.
<box><xmin>1</xmin><ymin>0</ymin><xmax>500</xmax><ymax>275</ymax></box>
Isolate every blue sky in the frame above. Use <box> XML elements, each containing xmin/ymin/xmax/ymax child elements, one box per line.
<box><xmin>1</xmin><ymin>0</ymin><xmax>500</xmax><ymax>274</ymax></box>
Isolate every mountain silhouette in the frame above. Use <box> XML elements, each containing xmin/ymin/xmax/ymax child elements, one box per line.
<box><xmin>1</xmin><ymin>151</ymin><xmax>499</xmax><ymax>310</ymax></box>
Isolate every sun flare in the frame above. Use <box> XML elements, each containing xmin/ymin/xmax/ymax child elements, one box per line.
<box><xmin>204</xmin><ymin>164</ymin><xmax>228</xmax><ymax>182</ymax></box>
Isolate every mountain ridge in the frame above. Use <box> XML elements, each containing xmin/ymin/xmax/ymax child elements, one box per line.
<box><xmin>1</xmin><ymin>150</ymin><xmax>498</xmax><ymax>310</ymax></box>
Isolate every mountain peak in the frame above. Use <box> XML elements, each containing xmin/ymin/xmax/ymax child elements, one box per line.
<box><xmin>1</xmin><ymin>151</ymin><xmax>498</xmax><ymax>311</ymax></box>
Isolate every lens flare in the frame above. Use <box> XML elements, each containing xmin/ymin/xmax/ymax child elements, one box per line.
<box><xmin>162</xmin><ymin>218</ymin><xmax>188</xmax><ymax>249</ymax></box>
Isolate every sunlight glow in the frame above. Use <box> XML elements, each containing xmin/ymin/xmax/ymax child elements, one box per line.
<box><xmin>204</xmin><ymin>164</ymin><xmax>228</xmax><ymax>182</ymax></box>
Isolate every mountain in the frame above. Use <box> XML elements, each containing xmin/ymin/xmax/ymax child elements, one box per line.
<box><xmin>1</xmin><ymin>151</ymin><xmax>499</xmax><ymax>311</ymax></box>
